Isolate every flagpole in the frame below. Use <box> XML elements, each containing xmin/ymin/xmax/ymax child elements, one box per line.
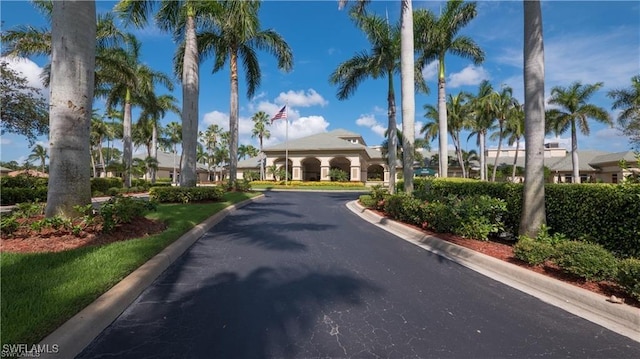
<box><xmin>285</xmin><ymin>103</ymin><xmax>289</xmax><ymax>186</ymax></box>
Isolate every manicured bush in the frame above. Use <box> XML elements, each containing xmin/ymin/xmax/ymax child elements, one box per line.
<box><xmin>98</xmin><ymin>195</ymin><xmax>158</xmax><ymax>233</ymax></box>
<box><xmin>383</xmin><ymin>193</ymin><xmax>424</xmax><ymax>226</ymax></box>
<box><xmin>243</xmin><ymin>171</ymin><xmax>260</xmax><ymax>182</ymax></box>
<box><xmin>329</xmin><ymin>168</ymin><xmax>349</xmax><ymax>182</ymax></box>
<box><xmin>454</xmin><ymin>195</ymin><xmax>507</xmax><ymax>240</ymax></box>
<box><xmin>359</xmin><ymin>194</ymin><xmax>376</xmax><ymax>208</ymax></box>
<box><xmin>422</xmin><ymin>200</ymin><xmax>459</xmax><ymax>233</ymax></box>
<box><xmin>513</xmin><ymin>236</ymin><xmax>555</xmax><ymax>265</ymax></box>
<box><xmin>553</xmin><ymin>241</ymin><xmax>618</xmax><ymax>281</ymax></box>
<box><xmin>1</xmin><ymin>174</ymin><xmax>48</xmax><ymax>189</ymax></box>
<box><xmin>0</xmin><ymin>187</ymin><xmax>48</xmax><ymax>205</ymax></box>
<box><xmin>90</xmin><ymin>177</ymin><xmax>123</xmax><ymax>194</ymax></box>
<box><xmin>616</xmin><ymin>258</ymin><xmax>640</xmax><ymax>300</ymax></box>
<box><xmin>149</xmin><ymin>186</ymin><xmax>225</xmax><ymax>203</ymax></box>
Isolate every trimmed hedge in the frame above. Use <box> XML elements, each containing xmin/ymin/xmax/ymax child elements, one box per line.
<box><xmin>617</xmin><ymin>258</ymin><xmax>640</xmax><ymax>300</ymax></box>
<box><xmin>149</xmin><ymin>186</ymin><xmax>225</xmax><ymax>203</ymax></box>
<box><xmin>553</xmin><ymin>241</ymin><xmax>618</xmax><ymax>281</ymax></box>
<box><xmin>399</xmin><ymin>178</ymin><xmax>640</xmax><ymax>258</ymax></box>
<box><xmin>1</xmin><ymin>187</ymin><xmax>48</xmax><ymax>206</ymax></box>
<box><xmin>91</xmin><ymin>178</ymin><xmax>123</xmax><ymax>194</ymax></box>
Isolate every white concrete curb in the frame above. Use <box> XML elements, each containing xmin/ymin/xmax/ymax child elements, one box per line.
<box><xmin>346</xmin><ymin>200</ymin><xmax>640</xmax><ymax>343</ymax></box>
<box><xmin>36</xmin><ymin>195</ymin><xmax>264</xmax><ymax>359</ymax></box>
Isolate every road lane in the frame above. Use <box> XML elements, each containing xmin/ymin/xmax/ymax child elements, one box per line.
<box><xmin>78</xmin><ymin>191</ymin><xmax>640</xmax><ymax>358</ymax></box>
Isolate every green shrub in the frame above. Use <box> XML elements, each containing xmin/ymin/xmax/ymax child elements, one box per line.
<box><xmin>91</xmin><ymin>177</ymin><xmax>123</xmax><ymax>194</ymax></box>
<box><xmin>422</xmin><ymin>201</ymin><xmax>459</xmax><ymax>233</ymax></box>
<box><xmin>359</xmin><ymin>194</ymin><xmax>376</xmax><ymax>208</ymax></box>
<box><xmin>513</xmin><ymin>236</ymin><xmax>555</xmax><ymax>265</ymax></box>
<box><xmin>99</xmin><ymin>195</ymin><xmax>157</xmax><ymax>233</ymax></box>
<box><xmin>13</xmin><ymin>202</ymin><xmax>45</xmax><ymax>218</ymax></box>
<box><xmin>0</xmin><ymin>174</ymin><xmax>47</xmax><ymax>189</ymax></box>
<box><xmin>369</xmin><ymin>185</ymin><xmax>389</xmax><ymax>210</ymax></box>
<box><xmin>329</xmin><ymin>168</ymin><xmax>349</xmax><ymax>182</ymax></box>
<box><xmin>616</xmin><ymin>258</ymin><xmax>640</xmax><ymax>300</ymax></box>
<box><xmin>553</xmin><ymin>241</ymin><xmax>618</xmax><ymax>281</ymax></box>
<box><xmin>243</xmin><ymin>171</ymin><xmax>260</xmax><ymax>182</ymax></box>
<box><xmin>107</xmin><ymin>187</ymin><xmax>120</xmax><ymax>196</ymax></box>
<box><xmin>383</xmin><ymin>193</ymin><xmax>424</xmax><ymax>226</ymax></box>
<box><xmin>149</xmin><ymin>186</ymin><xmax>225</xmax><ymax>203</ymax></box>
<box><xmin>0</xmin><ymin>215</ymin><xmax>19</xmax><ymax>236</ymax></box>
<box><xmin>234</xmin><ymin>179</ymin><xmax>252</xmax><ymax>192</ymax></box>
<box><xmin>0</xmin><ymin>187</ymin><xmax>48</xmax><ymax>205</ymax></box>
<box><xmin>454</xmin><ymin>195</ymin><xmax>507</xmax><ymax>240</ymax></box>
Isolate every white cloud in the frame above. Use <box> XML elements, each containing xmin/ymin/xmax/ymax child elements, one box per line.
<box><xmin>421</xmin><ymin>60</ymin><xmax>439</xmax><ymax>82</ymax></box>
<box><xmin>0</xmin><ymin>137</ymin><xmax>13</xmax><ymax>145</ymax></box>
<box><xmin>1</xmin><ymin>56</ymin><xmax>48</xmax><ymax>98</ymax></box>
<box><xmin>264</xmin><ymin>116</ymin><xmax>330</xmax><ymax>146</ymax></box>
<box><xmin>275</xmin><ymin>89</ymin><xmax>328</xmax><ymax>107</ymax></box>
<box><xmin>448</xmin><ymin>65</ymin><xmax>490</xmax><ymax>88</ymax></box>
<box><xmin>356</xmin><ymin>114</ymin><xmax>386</xmax><ymax>137</ymax></box>
<box><xmin>202</xmin><ymin>111</ymin><xmax>229</xmax><ymax>130</ymax></box>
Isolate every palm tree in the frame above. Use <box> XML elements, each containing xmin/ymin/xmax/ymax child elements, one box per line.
<box><xmin>90</xmin><ymin>111</ymin><xmax>111</xmax><ymax>178</ymax></box>
<box><xmin>197</xmin><ymin>0</ymin><xmax>293</xmax><ymax>188</ymax></box>
<box><xmin>503</xmin><ymin>104</ymin><xmax>525</xmax><ymax>181</ymax></box>
<box><xmin>608</xmin><ymin>75</ymin><xmax>640</xmax><ymax>149</ymax></box>
<box><xmin>251</xmin><ymin>111</ymin><xmax>271</xmax><ymax>180</ymax></box>
<box><xmin>98</xmin><ymin>36</ymin><xmax>173</xmax><ymax>188</ymax></box>
<box><xmin>163</xmin><ymin>121</ymin><xmax>182</xmax><ymax>184</ymax></box>
<box><xmin>137</xmin><ymin>92</ymin><xmax>179</xmax><ymax>183</ymax></box>
<box><xmin>27</xmin><ymin>144</ymin><xmax>48</xmax><ymax>173</ymax></box>
<box><xmin>415</xmin><ymin>0</ymin><xmax>485</xmax><ymax>179</ymax></box>
<box><xmin>237</xmin><ymin>144</ymin><xmax>258</xmax><ymax>160</ymax></box>
<box><xmin>200</xmin><ymin>124</ymin><xmax>222</xmax><ymax>181</ymax></box>
<box><xmin>115</xmin><ymin>0</ymin><xmax>222</xmax><ymax>188</ymax></box>
<box><xmin>400</xmin><ymin>0</ymin><xmax>415</xmax><ymax>193</ymax></box>
<box><xmin>520</xmin><ymin>0</ymin><xmax>546</xmax><ymax>237</ymax></box>
<box><xmin>330</xmin><ymin>12</ymin><xmax>402</xmax><ymax>194</ymax></box>
<box><xmin>44</xmin><ymin>0</ymin><xmax>96</xmax><ymax>218</ymax></box>
<box><xmin>546</xmin><ymin>82</ymin><xmax>611</xmax><ymax>183</ymax></box>
<box><xmin>467</xmin><ymin>80</ymin><xmax>496</xmax><ymax>181</ymax></box>
<box><xmin>490</xmin><ymin>86</ymin><xmax>518</xmax><ymax>182</ymax></box>
<box><xmin>422</xmin><ymin>92</ymin><xmax>471</xmax><ymax>178</ymax></box>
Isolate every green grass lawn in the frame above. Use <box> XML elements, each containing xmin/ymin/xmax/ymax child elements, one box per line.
<box><xmin>250</xmin><ymin>183</ymin><xmax>368</xmax><ymax>191</ymax></box>
<box><xmin>0</xmin><ymin>192</ymin><xmax>259</xmax><ymax>347</ymax></box>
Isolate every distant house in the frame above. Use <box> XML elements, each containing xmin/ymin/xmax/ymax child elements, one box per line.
<box><xmin>486</xmin><ymin>143</ymin><xmax>639</xmax><ymax>183</ymax></box>
<box><xmin>237</xmin><ymin>129</ymin><xmax>396</xmax><ymax>184</ymax></box>
<box><xmin>98</xmin><ymin>151</ymin><xmax>210</xmax><ymax>183</ymax></box>
<box><xmin>0</xmin><ymin>166</ymin><xmax>12</xmax><ymax>177</ymax></box>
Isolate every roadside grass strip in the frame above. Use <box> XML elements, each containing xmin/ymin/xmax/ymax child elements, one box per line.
<box><xmin>0</xmin><ymin>192</ymin><xmax>259</xmax><ymax>346</ymax></box>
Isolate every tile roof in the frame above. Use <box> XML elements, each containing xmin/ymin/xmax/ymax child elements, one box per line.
<box><xmin>589</xmin><ymin>151</ymin><xmax>637</xmax><ymax>166</ymax></box>
<box><xmin>263</xmin><ymin>129</ymin><xmax>368</xmax><ymax>152</ymax></box>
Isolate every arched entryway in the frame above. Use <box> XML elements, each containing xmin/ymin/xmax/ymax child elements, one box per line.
<box><xmin>272</xmin><ymin>158</ymin><xmax>292</xmax><ymax>180</ymax></box>
<box><xmin>301</xmin><ymin>157</ymin><xmax>321</xmax><ymax>181</ymax></box>
<box><xmin>367</xmin><ymin>164</ymin><xmax>384</xmax><ymax>181</ymax></box>
<box><xmin>330</xmin><ymin>157</ymin><xmax>351</xmax><ymax>181</ymax></box>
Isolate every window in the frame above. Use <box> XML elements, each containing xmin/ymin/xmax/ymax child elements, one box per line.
<box><xmin>564</xmin><ymin>174</ymin><xmax>572</xmax><ymax>183</ymax></box>
<box><xmin>612</xmin><ymin>173</ymin><xmax>618</xmax><ymax>184</ymax></box>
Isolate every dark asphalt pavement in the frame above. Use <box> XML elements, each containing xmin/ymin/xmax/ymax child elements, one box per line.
<box><xmin>78</xmin><ymin>191</ymin><xmax>640</xmax><ymax>358</ymax></box>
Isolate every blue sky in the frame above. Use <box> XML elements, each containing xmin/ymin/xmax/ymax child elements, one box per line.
<box><xmin>1</xmin><ymin>0</ymin><xmax>638</xmax><ymax>165</ymax></box>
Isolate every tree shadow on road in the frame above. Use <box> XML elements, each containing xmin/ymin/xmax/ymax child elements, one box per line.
<box><xmin>78</xmin><ymin>266</ymin><xmax>382</xmax><ymax>359</ymax></box>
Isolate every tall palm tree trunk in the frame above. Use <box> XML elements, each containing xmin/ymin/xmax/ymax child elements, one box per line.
<box><xmin>151</xmin><ymin>123</ymin><xmax>158</xmax><ymax>184</ymax></box>
<box><xmin>520</xmin><ymin>0</ymin><xmax>546</xmax><ymax>237</ymax></box>
<box><xmin>400</xmin><ymin>0</ymin><xmax>415</xmax><ymax>193</ymax></box>
<box><xmin>123</xmin><ymin>89</ymin><xmax>132</xmax><ymax>188</ymax></box>
<box><xmin>98</xmin><ymin>140</ymin><xmax>106</xmax><ymax>178</ymax></box>
<box><xmin>479</xmin><ymin>131</ymin><xmax>486</xmax><ymax>181</ymax></box>
<box><xmin>259</xmin><ymin>135</ymin><xmax>264</xmax><ymax>180</ymax></box>
<box><xmin>387</xmin><ymin>76</ymin><xmax>397</xmax><ymax>194</ymax></box>
<box><xmin>437</xmin><ymin>58</ymin><xmax>448</xmax><ymax>178</ymax></box>
<box><xmin>492</xmin><ymin>121</ymin><xmax>504</xmax><ymax>182</ymax></box>
<box><xmin>46</xmin><ymin>0</ymin><xmax>95</xmax><ymax>218</ymax></box>
<box><xmin>229</xmin><ymin>51</ymin><xmax>239</xmax><ymax>188</ymax></box>
<box><xmin>172</xmin><ymin>144</ymin><xmax>178</xmax><ymax>184</ymax></box>
<box><xmin>453</xmin><ymin>133</ymin><xmax>466</xmax><ymax>178</ymax></box>
<box><xmin>512</xmin><ymin>138</ymin><xmax>520</xmax><ymax>181</ymax></box>
<box><xmin>571</xmin><ymin>121</ymin><xmax>580</xmax><ymax>183</ymax></box>
<box><xmin>180</xmin><ymin>13</ymin><xmax>199</xmax><ymax>187</ymax></box>
<box><xmin>91</xmin><ymin>149</ymin><xmax>97</xmax><ymax>178</ymax></box>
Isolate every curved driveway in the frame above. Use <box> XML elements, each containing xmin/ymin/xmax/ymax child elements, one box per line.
<box><xmin>78</xmin><ymin>191</ymin><xmax>640</xmax><ymax>358</ymax></box>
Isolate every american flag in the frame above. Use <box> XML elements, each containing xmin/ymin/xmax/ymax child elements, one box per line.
<box><xmin>271</xmin><ymin>105</ymin><xmax>287</xmax><ymax>122</ymax></box>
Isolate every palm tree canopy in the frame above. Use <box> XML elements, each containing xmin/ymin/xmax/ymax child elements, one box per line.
<box><xmin>414</xmin><ymin>0</ymin><xmax>485</xmax><ymax>74</ymax></box>
<box><xmin>608</xmin><ymin>75</ymin><xmax>640</xmax><ymax>129</ymax></box>
<box><xmin>191</xmin><ymin>0</ymin><xmax>293</xmax><ymax>98</ymax></box>
<box><xmin>547</xmin><ymin>81</ymin><xmax>611</xmax><ymax>136</ymax></box>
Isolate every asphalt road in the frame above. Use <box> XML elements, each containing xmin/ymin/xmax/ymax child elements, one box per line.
<box><xmin>78</xmin><ymin>191</ymin><xmax>640</xmax><ymax>358</ymax></box>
